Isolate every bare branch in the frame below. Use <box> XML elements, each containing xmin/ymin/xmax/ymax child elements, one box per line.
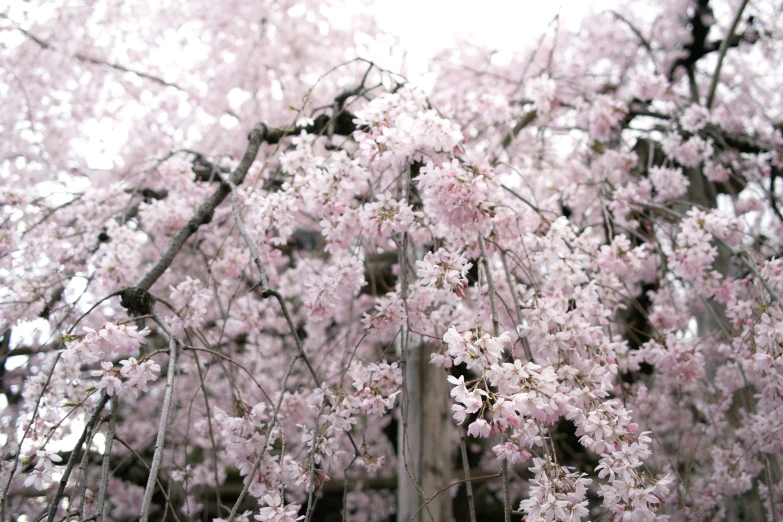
<box><xmin>2</xmin><ymin>21</ymin><xmax>186</xmax><ymax>92</ymax></box>
<box><xmin>95</xmin><ymin>395</ymin><xmax>118</xmax><ymax>522</ymax></box>
<box><xmin>459</xmin><ymin>434</ymin><xmax>477</xmax><ymax>522</ymax></box>
<box><xmin>45</xmin><ymin>394</ymin><xmax>110</xmax><ymax>522</ymax></box>
<box><xmin>607</xmin><ymin>10</ymin><xmax>659</xmax><ymax>74</ymax></box>
<box><xmin>407</xmin><ymin>474</ymin><xmax>501</xmax><ymax>522</ymax></box>
<box><xmin>705</xmin><ymin>0</ymin><xmax>750</xmax><ymax>109</ymax></box>
<box><xmin>139</xmin><ymin>313</ymin><xmax>180</xmax><ymax>522</ymax></box>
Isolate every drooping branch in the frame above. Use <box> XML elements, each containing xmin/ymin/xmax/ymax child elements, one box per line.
<box><xmin>223</xmin><ymin>181</ymin><xmax>325</xmax><ymax>521</ymax></box>
<box><xmin>2</xmin><ymin>20</ymin><xmax>186</xmax><ymax>92</ymax></box>
<box><xmin>95</xmin><ymin>395</ymin><xmax>118</xmax><ymax>522</ymax></box>
<box><xmin>477</xmin><ymin>234</ymin><xmax>510</xmax><ymax>522</ymax></box>
<box><xmin>607</xmin><ymin>10</ymin><xmax>659</xmax><ymax>73</ymax></box>
<box><xmin>705</xmin><ymin>0</ymin><xmax>751</xmax><ymax>109</ymax></box>
<box><xmin>45</xmin><ymin>394</ymin><xmax>110</xmax><ymax>522</ymax></box>
<box><xmin>0</xmin><ymin>352</ymin><xmax>63</xmax><ymax>521</ymax></box>
<box><xmin>226</xmin><ymin>181</ymin><xmax>271</xmax><ymax>295</ymax></box>
<box><xmin>112</xmin><ymin>436</ymin><xmax>183</xmax><ymax>522</ymax></box>
<box><xmin>459</xmin><ymin>434</ymin><xmax>478</xmax><ymax>522</ymax></box>
<box><xmin>139</xmin><ymin>313</ymin><xmax>180</xmax><ymax>522</ymax></box>
<box><xmin>491</xmin><ymin>224</ymin><xmax>534</xmax><ymax>362</ymax></box>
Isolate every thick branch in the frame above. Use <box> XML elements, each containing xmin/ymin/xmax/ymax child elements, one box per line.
<box><xmin>498</xmin><ymin>110</ymin><xmax>537</xmax><ymax>155</ymax></box>
<box><xmin>134</xmin><ymin>123</ymin><xmax>268</xmax><ymax>291</ymax></box>
<box><xmin>134</xmin><ymin>109</ymin><xmax>361</xmax><ymax>292</ymax></box>
<box><xmin>668</xmin><ymin>0</ymin><xmax>714</xmax><ymax>80</ymax></box>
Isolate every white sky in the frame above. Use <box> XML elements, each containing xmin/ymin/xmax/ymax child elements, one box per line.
<box><xmin>376</xmin><ymin>2</ymin><xmax>606</xmax><ymax>53</ymax></box>
<box><xmin>369</xmin><ymin>0</ymin><xmax>615</xmax><ymax>87</ymax></box>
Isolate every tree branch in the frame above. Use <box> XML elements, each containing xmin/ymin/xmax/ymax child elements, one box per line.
<box><xmin>73</xmin><ymin>53</ymin><xmax>185</xmax><ymax>91</ymax></box>
<box><xmin>223</xmin><ymin>181</ymin><xmax>323</xmax><ymax>521</ymax></box>
<box><xmin>134</xmin><ymin>123</ymin><xmax>268</xmax><ymax>291</ymax></box>
<box><xmin>3</xmin><ymin>21</ymin><xmax>186</xmax><ymax>92</ymax></box>
<box><xmin>139</xmin><ymin>313</ymin><xmax>180</xmax><ymax>522</ymax></box>
<box><xmin>705</xmin><ymin>0</ymin><xmax>751</xmax><ymax>109</ymax></box>
<box><xmin>45</xmin><ymin>394</ymin><xmax>110</xmax><ymax>522</ymax></box>
<box><xmin>95</xmin><ymin>395</ymin><xmax>118</xmax><ymax>522</ymax></box>
<box><xmin>607</xmin><ymin>10</ymin><xmax>659</xmax><ymax>73</ymax></box>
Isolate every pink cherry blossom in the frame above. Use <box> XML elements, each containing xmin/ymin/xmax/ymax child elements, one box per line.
<box><xmin>4</xmin><ymin>1</ymin><xmax>783</xmax><ymax>520</ymax></box>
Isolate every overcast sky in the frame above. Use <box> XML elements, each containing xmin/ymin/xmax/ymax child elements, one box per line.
<box><xmin>377</xmin><ymin>1</ymin><xmax>613</xmax><ymax>52</ymax></box>
<box><xmin>370</xmin><ymin>0</ymin><xmax>614</xmax><ymax>85</ymax></box>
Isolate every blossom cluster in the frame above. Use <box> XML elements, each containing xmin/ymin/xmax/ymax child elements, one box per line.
<box><xmin>169</xmin><ymin>276</ymin><xmax>211</xmax><ymax>329</ymax></box>
<box><xmin>62</xmin><ymin>322</ymin><xmax>150</xmax><ymax>365</ymax></box>
<box><xmin>416</xmin><ymin>160</ymin><xmax>497</xmax><ymax>231</ymax></box>
<box><xmin>416</xmin><ymin>249</ymin><xmax>472</xmax><ymax>297</ymax></box>
<box><xmin>352</xmin><ymin>86</ymin><xmax>464</xmax><ymax>168</ymax></box>
<box><xmin>443</xmin><ymin>296</ymin><xmax>671</xmax><ymax>520</ymax></box>
<box><xmin>359</xmin><ymin>194</ymin><xmax>419</xmax><ymax>239</ymax></box>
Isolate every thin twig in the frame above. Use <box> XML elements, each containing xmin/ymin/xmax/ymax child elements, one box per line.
<box><xmin>763</xmin><ymin>456</ymin><xmax>780</xmax><ymax>522</ymax></box>
<box><xmin>493</xmin><ymin>224</ymin><xmax>534</xmax><ymax>362</ymax></box>
<box><xmin>477</xmin><ymin>234</ymin><xmax>501</xmax><ymax>338</ymax></box>
<box><xmin>193</xmin><ymin>355</ymin><xmax>224</xmax><ymax>515</ymax></box>
<box><xmin>95</xmin><ymin>395</ymin><xmax>118</xmax><ymax>521</ymax></box>
<box><xmin>139</xmin><ymin>313</ymin><xmax>180</xmax><ymax>522</ymax></box>
<box><xmin>226</xmin><ymin>181</ymin><xmax>271</xmax><ymax>294</ymax></box>
<box><xmin>225</xmin><ymin>354</ymin><xmax>301</xmax><ymax>521</ymax></box>
<box><xmin>407</xmin><ymin>474</ymin><xmax>501</xmax><ymax>522</ymax></box>
<box><xmin>45</xmin><ymin>394</ymin><xmax>110</xmax><ymax>522</ymax></box>
<box><xmin>73</xmin><ymin>53</ymin><xmax>186</xmax><ymax>91</ymax></box>
<box><xmin>395</xmin><ymin>166</ymin><xmax>434</xmax><ymax>522</ymax></box>
<box><xmin>304</xmin><ymin>404</ymin><xmax>327</xmax><ymax>522</ymax></box>
<box><xmin>5</xmin><ymin>21</ymin><xmax>186</xmax><ymax>92</ymax></box>
<box><xmin>224</xmin><ymin>181</ymin><xmax>324</xmax><ymax>521</ymax></box>
<box><xmin>75</xmin><ymin>417</ymin><xmax>102</xmax><ymax>519</ymax></box>
<box><xmin>182</xmin><ymin>346</ymin><xmax>272</xmax><ymax>403</ymax></box>
<box><xmin>112</xmin><ymin>437</ymin><xmax>182</xmax><ymax>522</ymax></box>
<box><xmin>705</xmin><ymin>0</ymin><xmax>750</xmax><ymax>109</ymax></box>
<box><xmin>607</xmin><ymin>10</ymin><xmax>659</xmax><ymax>74</ymax></box>
<box><xmin>477</xmin><ymin>234</ymin><xmax>511</xmax><ymax>522</ymax></box>
<box><xmin>460</xmin><ymin>434</ymin><xmax>477</xmax><ymax>522</ymax></box>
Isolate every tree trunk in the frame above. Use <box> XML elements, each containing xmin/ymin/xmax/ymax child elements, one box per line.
<box><xmin>398</xmin><ymin>343</ymin><xmax>453</xmax><ymax>522</ymax></box>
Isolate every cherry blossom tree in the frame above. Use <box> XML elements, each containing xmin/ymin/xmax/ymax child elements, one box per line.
<box><xmin>1</xmin><ymin>0</ymin><xmax>783</xmax><ymax>521</ymax></box>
